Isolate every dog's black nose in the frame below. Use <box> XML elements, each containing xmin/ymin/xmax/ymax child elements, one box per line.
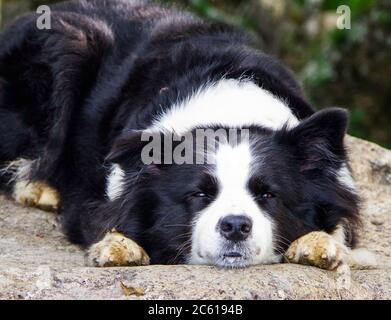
<box><xmin>219</xmin><ymin>215</ymin><xmax>252</xmax><ymax>241</ymax></box>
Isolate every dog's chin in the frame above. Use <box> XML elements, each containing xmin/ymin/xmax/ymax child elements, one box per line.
<box><xmin>215</xmin><ymin>253</ymin><xmax>253</xmax><ymax>268</ymax></box>
<box><xmin>191</xmin><ymin>256</ymin><xmax>253</xmax><ymax>268</ymax></box>
<box><xmin>191</xmin><ymin>250</ymin><xmax>255</xmax><ymax>268</ymax></box>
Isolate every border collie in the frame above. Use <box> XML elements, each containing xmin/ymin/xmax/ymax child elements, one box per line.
<box><xmin>0</xmin><ymin>0</ymin><xmax>367</xmax><ymax>269</ymax></box>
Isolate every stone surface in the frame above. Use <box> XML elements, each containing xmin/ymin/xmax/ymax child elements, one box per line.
<box><xmin>0</xmin><ymin>136</ymin><xmax>390</xmax><ymax>300</ymax></box>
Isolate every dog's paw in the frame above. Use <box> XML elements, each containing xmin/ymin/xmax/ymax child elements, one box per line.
<box><xmin>13</xmin><ymin>180</ymin><xmax>60</xmax><ymax>212</ymax></box>
<box><xmin>285</xmin><ymin>231</ymin><xmax>349</xmax><ymax>270</ymax></box>
<box><xmin>87</xmin><ymin>231</ymin><xmax>150</xmax><ymax>267</ymax></box>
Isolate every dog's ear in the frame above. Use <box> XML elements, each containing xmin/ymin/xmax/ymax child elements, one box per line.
<box><xmin>291</xmin><ymin>107</ymin><xmax>349</xmax><ymax>154</ymax></box>
<box><xmin>278</xmin><ymin>108</ymin><xmax>349</xmax><ymax>172</ymax></box>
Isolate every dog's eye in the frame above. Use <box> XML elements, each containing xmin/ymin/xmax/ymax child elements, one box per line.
<box><xmin>260</xmin><ymin>192</ymin><xmax>275</xmax><ymax>199</ymax></box>
<box><xmin>193</xmin><ymin>192</ymin><xmax>207</xmax><ymax>198</ymax></box>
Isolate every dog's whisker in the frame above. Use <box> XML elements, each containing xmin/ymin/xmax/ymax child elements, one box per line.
<box><xmin>168</xmin><ymin>239</ymin><xmax>192</xmax><ymax>264</ymax></box>
<box><xmin>171</xmin><ymin>233</ymin><xmax>192</xmax><ymax>241</ymax></box>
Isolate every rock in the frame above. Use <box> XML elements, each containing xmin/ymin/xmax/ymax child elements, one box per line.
<box><xmin>0</xmin><ymin>136</ymin><xmax>390</xmax><ymax>300</ymax></box>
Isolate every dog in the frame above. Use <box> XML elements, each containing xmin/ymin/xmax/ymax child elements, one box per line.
<box><xmin>0</xmin><ymin>0</ymin><xmax>369</xmax><ymax>269</ymax></box>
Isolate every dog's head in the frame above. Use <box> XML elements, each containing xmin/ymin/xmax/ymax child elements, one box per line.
<box><xmin>104</xmin><ymin>108</ymin><xmax>359</xmax><ymax>267</ymax></box>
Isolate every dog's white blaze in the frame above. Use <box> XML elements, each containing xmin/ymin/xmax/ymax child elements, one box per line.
<box><xmin>151</xmin><ymin>79</ymin><xmax>299</xmax><ymax>134</ymax></box>
<box><xmin>190</xmin><ymin>142</ymin><xmax>279</xmax><ymax>266</ymax></box>
<box><xmin>337</xmin><ymin>164</ymin><xmax>357</xmax><ymax>192</ymax></box>
<box><xmin>106</xmin><ymin>164</ymin><xmax>125</xmax><ymax>200</ymax></box>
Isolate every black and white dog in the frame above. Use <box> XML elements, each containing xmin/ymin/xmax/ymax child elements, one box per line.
<box><xmin>0</xmin><ymin>0</ymin><xmax>368</xmax><ymax>269</ymax></box>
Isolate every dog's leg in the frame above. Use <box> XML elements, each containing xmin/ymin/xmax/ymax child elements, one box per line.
<box><xmin>285</xmin><ymin>230</ymin><xmax>349</xmax><ymax>270</ymax></box>
<box><xmin>87</xmin><ymin>230</ymin><xmax>150</xmax><ymax>267</ymax></box>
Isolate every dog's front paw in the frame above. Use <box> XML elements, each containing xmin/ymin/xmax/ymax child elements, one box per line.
<box><xmin>285</xmin><ymin>231</ymin><xmax>349</xmax><ymax>270</ymax></box>
<box><xmin>87</xmin><ymin>231</ymin><xmax>150</xmax><ymax>267</ymax></box>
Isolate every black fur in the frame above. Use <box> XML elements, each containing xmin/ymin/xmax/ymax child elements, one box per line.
<box><xmin>0</xmin><ymin>0</ymin><xmax>360</xmax><ymax>264</ymax></box>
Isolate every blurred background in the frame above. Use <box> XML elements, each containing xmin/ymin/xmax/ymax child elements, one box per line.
<box><xmin>1</xmin><ymin>0</ymin><xmax>390</xmax><ymax>147</ymax></box>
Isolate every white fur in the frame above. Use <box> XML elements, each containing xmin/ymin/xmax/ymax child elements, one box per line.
<box><xmin>0</xmin><ymin>158</ymin><xmax>43</xmax><ymax>203</ymax></box>
<box><xmin>337</xmin><ymin>164</ymin><xmax>357</xmax><ymax>192</ymax></box>
<box><xmin>331</xmin><ymin>225</ymin><xmax>378</xmax><ymax>269</ymax></box>
<box><xmin>0</xmin><ymin>158</ymin><xmax>34</xmax><ymax>182</ymax></box>
<box><xmin>189</xmin><ymin>141</ymin><xmax>279</xmax><ymax>267</ymax></box>
<box><xmin>106</xmin><ymin>164</ymin><xmax>125</xmax><ymax>201</ymax></box>
<box><xmin>332</xmin><ymin>224</ymin><xmax>347</xmax><ymax>245</ymax></box>
<box><xmin>338</xmin><ymin>164</ymin><xmax>357</xmax><ymax>191</ymax></box>
<box><xmin>0</xmin><ymin>159</ymin><xmax>35</xmax><ymax>201</ymax></box>
<box><xmin>151</xmin><ymin>79</ymin><xmax>299</xmax><ymax>134</ymax></box>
